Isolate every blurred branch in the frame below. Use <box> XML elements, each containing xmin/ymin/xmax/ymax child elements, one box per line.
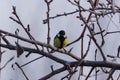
<box><xmin>0</xmin><ymin>29</ymin><xmax>80</xmax><ymax>61</ymax></box>
<box><xmin>1</xmin><ymin>0</ymin><xmax>120</xmax><ymax>79</ymax></box>
<box><xmin>0</xmin><ymin>33</ymin><xmax>11</xmax><ymax>45</ymax></box>
<box><xmin>104</xmin><ymin>31</ymin><xmax>120</xmax><ymax>36</ymax></box>
<box><xmin>39</xmin><ymin>66</ymin><xmax>66</xmax><ymax>80</ymax></box>
<box><xmin>15</xmin><ymin>62</ymin><xmax>29</xmax><ymax>80</ymax></box>
<box><xmin>44</xmin><ymin>0</ymin><xmax>53</xmax><ymax>49</ymax></box>
<box><xmin>43</xmin><ymin>10</ymin><xmax>79</xmax><ymax>23</ymax></box>
<box><xmin>95</xmin><ymin>14</ymin><xmax>105</xmax><ymax>47</ymax></box>
<box><xmin>43</xmin><ymin>1</ymin><xmax>120</xmax><ymax>23</ymax></box>
<box><xmin>0</xmin><ymin>43</ymin><xmax>67</xmax><ymax>65</ymax></box>
<box><xmin>70</xmin><ymin>60</ymin><xmax>120</xmax><ymax>70</ymax></box>
<box><xmin>76</xmin><ymin>0</ymin><xmax>106</xmax><ymax>61</ymax></box>
<box><xmin>85</xmin><ymin>67</ymin><xmax>95</xmax><ymax>80</ymax></box>
<box><xmin>0</xmin><ymin>56</ymin><xmax>14</xmax><ymax>70</ymax></box>
<box><xmin>0</xmin><ymin>32</ymin><xmax>1</xmax><ymax>63</ymax></box>
<box><xmin>0</xmin><ymin>42</ymin><xmax>120</xmax><ymax>69</ymax></box>
<box><xmin>10</xmin><ymin>6</ymin><xmax>33</xmax><ymax>40</ymax></box>
<box><xmin>107</xmin><ymin>68</ymin><xmax>115</xmax><ymax>80</ymax></box>
<box><xmin>20</xmin><ymin>55</ymin><xmax>43</xmax><ymax>67</ymax></box>
<box><xmin>117</xmin><ymin>73</ymin><xmax>120</xmax><ymax>80</ymax></box>
<box><xmin>117</xmin><ymin>46</ymin><xmax>120</xmax><ymax>57</ymax></box>
<box><xmin>0</xmin><ymin>38</ymin><xmax>120</xmax><ymax>69</ymax></box>
<box><xmin>10</xmin><ymin>6</ymin><xmax>43</xmax><ymax>59</ymax></box>
<box><xmin>40</xmin><ymin>60</ymin><xmax>120</xmax><ymax>79</ymax></box>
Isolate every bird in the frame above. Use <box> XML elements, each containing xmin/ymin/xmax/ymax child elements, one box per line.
<box><xmin>54</xmin><ymin>30</ymin><xmax>68</xmax><ymax>49</ymax></box>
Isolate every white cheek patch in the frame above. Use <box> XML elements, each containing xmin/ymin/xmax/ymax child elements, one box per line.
<box><xmin>64</xmin><ymin>35</ymin><xmax>67</xmax><ymax>38</ymax></box>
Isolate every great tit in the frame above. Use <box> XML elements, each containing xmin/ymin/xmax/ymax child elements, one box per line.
<box><xmin>54</xmin><ymin>30</ymin><xmax>68</xmax><ymax>49</ymax></box>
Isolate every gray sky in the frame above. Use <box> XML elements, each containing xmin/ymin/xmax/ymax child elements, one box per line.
<box><xmin>1</xmin><ymin>0</ymin><xmax>120</xmax><ymax>80</ymax></box>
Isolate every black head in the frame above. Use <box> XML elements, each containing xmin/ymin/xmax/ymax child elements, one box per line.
<box><xmin>59</xmin><ymin>30</ymin><xmax>65</xmax><ymax>36</ymax></box>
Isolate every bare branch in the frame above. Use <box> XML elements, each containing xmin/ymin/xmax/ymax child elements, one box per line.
<box><xmin>1</xmin><ymin>0</ymin><xmax>120</xmax><ymax>79</ymax></box>
<box><xmin>15</xmin><ymin>62</ymin><xmax>29</xmax><ymax>80</ymax></box>
<box><xmin>44</xmin><ymin>0</ymin><xmax>53</xmax><ymax>50</ymax></box>
<box><xmin>0</xmin><ymin>56</ymin><xmax>14</xmax><ymax>70</ymax></box>
<box><xmin>85</xmin><ymin>67</ymin><xmax>94</xmax><ymax>80</ymax></box>
<box><xmin>39</xmin><ymin>66</ymin><xmax>66</xmax><ymax>80</ymax></box>
<box><xmin>107</xmin><ymin>69</ymin><xmax>115</xmax><ymax>80</ymax></box>
<box><xmin>0</xmin><ymin>29</ymin><xmax>80</xmax><ymax>60</ymax></box>
<box><xmin>76</xmin><ymin>0</ymin><xmax>106</xmax><ymax>61</ymax></box>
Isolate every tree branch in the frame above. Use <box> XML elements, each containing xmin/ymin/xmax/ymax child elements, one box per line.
<box><xmin>38</xmin><ymin>66</ymin><xmax>66</xmax><ymax>80</ymax></box>
<box><xmin>0</xmin><ymin>29</ymin><xmax>80</xmax><ymax>60</ymax></box>
<box><xmin>1</xmin><ymin>42</ymin><xmax>120</xmax><ymax>70</ymax></box>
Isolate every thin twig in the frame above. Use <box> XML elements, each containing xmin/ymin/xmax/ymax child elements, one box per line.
<box><xmin>107</xmin><ymin>69</ymin><xmax>115</xmax><ymax>80</ymax></box>
<box><xmin>20</xmin><ymin>56</ymin><xmax>44</xmax><ymax>67</ymax></box>
<box><xmin>39</xmin><ymin>66</ymin><xmax>66</xmax><ymax>80</ymax></box>
<box><xmin>0</xmin><ymin>29</ymin><xmax>80</xmax><ymax>60</ymax></box>
<box><xmin>104</xmin><ymin>31</ymin><xmax>120</xmax><ymax>36</ymax></box>
<box><xmin>0</xmin><ymin>56</ymin><xmax>14</xmax><ymax>70</ymax></box>
<box><xmin>44</xmin><ymin>0</ymin><xmax>53</xmax><ymax>52</ymax></box>
<box><xmin>117</xmin><ymin>73</ymin><xmax>120</xmax><ymax>80</ymax></box>
<box><xmin>76</xmin><ymin>0</ymin><xmax>106</xmax><ymax>61</ymax></box>
<box><xmin>15</xmin><ymin>62</ymin><xmax>29</xmax><ymax>80</ymax></box>
<box><xmin>85</xmin><ymin>67</ymin><xmax>94</xmax><ymax>80</ymax></box>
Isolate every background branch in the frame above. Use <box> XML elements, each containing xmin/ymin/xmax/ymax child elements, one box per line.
<box><xmin>1</xmin><ymin>0</ymin><xmax>120</xmax><ymax>80</ymax></box>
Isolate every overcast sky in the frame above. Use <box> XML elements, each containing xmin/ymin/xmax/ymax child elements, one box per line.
<box><xmin>1</xmin><ymin>0</ymin><xmax>120</xmax><ymax>80</ymax></box>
